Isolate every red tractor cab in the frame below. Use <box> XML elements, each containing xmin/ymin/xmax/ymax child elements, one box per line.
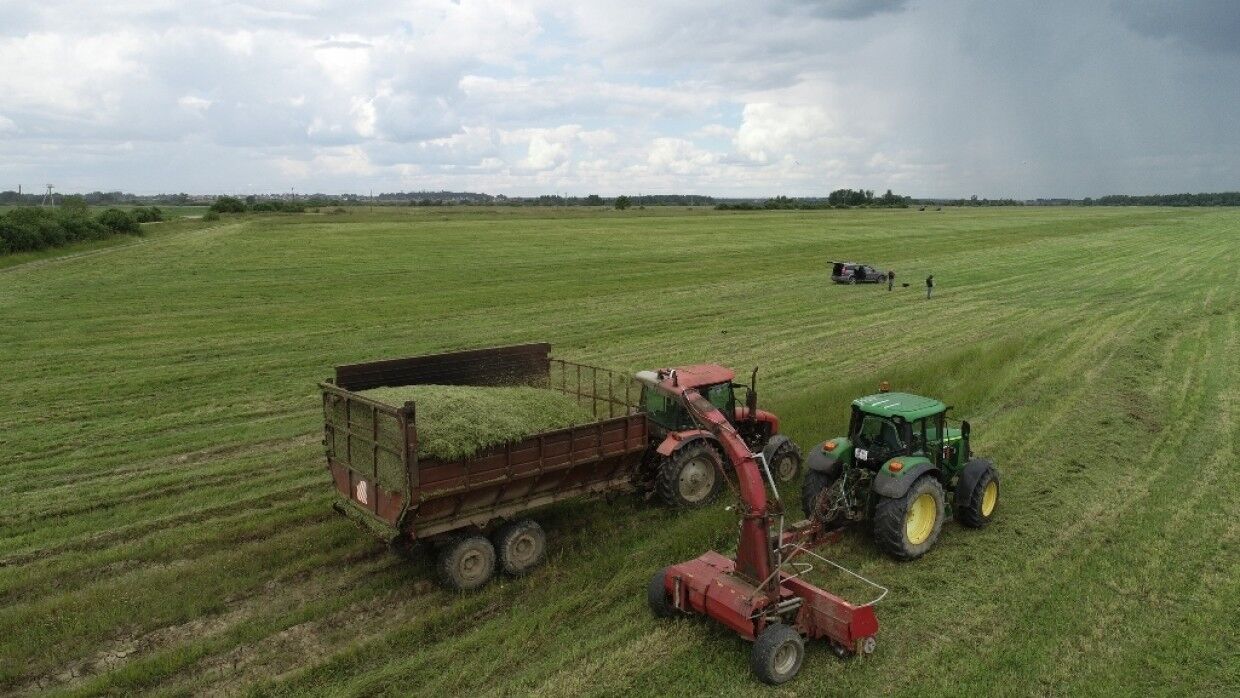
<box><xmin>637</xmin><ymin>365</ymin><xmax>802</xmax><ymax>508</ymax></box>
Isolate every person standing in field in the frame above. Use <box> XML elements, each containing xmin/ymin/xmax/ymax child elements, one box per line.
<box><xmin>887</xmin><ymin>270</ymin><xmax>895</xmax><ymax>291</ymax></box>
<box><xmin>925</xmin><ymin>274</ymin><xmax>934</xmax><ymax>299</ymax></box>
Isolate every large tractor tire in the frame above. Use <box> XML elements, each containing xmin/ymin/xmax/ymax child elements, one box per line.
<box><xmin>656</xmin><ymin>441</ymin><xmax>724</xmax><ymax>508</ymax></box>
<box><xmin>647</xmin><ymin>567</ymin><xmax>676</xmax><ymax>618</ymax></box>
<box><xmin>800</xmin><ymin>469</ymin><xmax>840</xmax><ymax>522</ymax></box>
<box><xmin>956</xmin><ymin>460</ymin><xmax>1000</xmax><ymax>528</ymax></box>
<box><xmin>766</xmin><ymin>439</ymin><xmax>803</xmax><ymax>485</ymax></box>
<box><xmin>437</xmin><ymin>534</ymin><xmax>497</xmax><ymax>591</ymax></box>
<box><xmin>750</xmin><ymin>624</ymin><xmax>805</xmax><ymax>685</ymax></box>
<box><xmin>493</xmin><ymin>518</ymin><xmax>547</xmax><ymax>576</ymax></box>
<box><xmin>873</xmin><ymin>475</ymin><xmax>945</xmax><ymax>561</ymax></box>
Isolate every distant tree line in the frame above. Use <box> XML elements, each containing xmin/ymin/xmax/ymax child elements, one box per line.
<box><xmin>1085</xmin><ymin>192</ymin><xmax>1240</xmax><ymax>206</ymax></box>
<box><xmin>716</xmin><ymin>190</ymin><xmax>911</xmax><ymax>210</ymax></box>
<box><xmin>0</xmin><ymin>202</ymin><xmax>147</xmax><ymax>256</ymax></box>
<box><xmin>916</xmin><ymin>195</ymin><xmax>1024</xmax><ymax>207</ymax></box>
<box><xmin>208</xmin><ymin>196</ymin><xmax>309</xmax><ymax>215</ymax></box>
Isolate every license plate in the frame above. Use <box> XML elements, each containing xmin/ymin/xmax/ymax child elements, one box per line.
<box><xmin>855</xmin><ymin>448</ymin><xmax>868</xmax><ymax>461</ymax></box>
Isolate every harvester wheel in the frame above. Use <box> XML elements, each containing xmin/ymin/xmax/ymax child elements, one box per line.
<box><xmin>957</xmin><ymin>463</ymin><xmax>999</xmax><ymax>528</ymax></box>
<box><xmin>647</xmin><ymin>568</ymin><xmax>676</xmax><ymax>618</ymax></box>
<box><xmin>493</xmin><ymin>519</ymin><xmax>547</xmax><ymax>576</ymax></box>
<box><xmin>768</xmin><ymin>441</ymin><xmax>803</xmax><ymax>484</ymax></box>
<box><xmin>436</xmin><ymin>534</ymin><xmax>496</xmax><ymax>591</ymax></box>
<box><xmin>800</xmin><ymin>469</ymin><xmax>839</xmax><ymax>522</ymax></box>
<box><xmin>751</xmin><ymin>624</ymin><xmax>805</xmax><ymax>685</ymax></box>
<box><xmin>656</xmin><ymin>441</ymin><xmax>724</xmax><ymax>508</ymax></box>
<box><xmin>873</xmin><ymin>475</ymin><xmax>945</xmax><ymax>560</ymax></box>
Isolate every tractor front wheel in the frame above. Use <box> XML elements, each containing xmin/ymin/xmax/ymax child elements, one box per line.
<box><xmin>768</xmin><ymin>441</ymin><xmax>803</xmax><ymax>485</ymax></box>
<box><xmin>751</xmin><ymin>624</ymin><xmax>805</xmax><ymax>685</ymax></box>
<box><xmin>957</xmin><ymin>463</ymin><xmax>999</xmax><ymax>528</ymax></box>
<box><xmin>656</xmin><ymin>441</ymin><xmax>724</xmax><ymax>508</ymax></box>
<box><xmin>873</xmin><ymin>475</ymin><xmax>945</xmax><ymax>560</ymax></box>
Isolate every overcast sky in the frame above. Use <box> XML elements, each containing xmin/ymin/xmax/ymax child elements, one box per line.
<box><xmin>1</xmin><ymin>0</ymin><xmax>1238</xmax><ymax>197</ymax></box>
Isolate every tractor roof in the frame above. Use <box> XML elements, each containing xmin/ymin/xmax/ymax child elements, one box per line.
<box><xmin>636</xmin><ymin>364</ymin><xmax>735</xmax><ymax>392</ymax></box>
<box><xmin>852</xmin><ymin>392</ymin><xmax>946</xmax><ymax>420</ymax></box>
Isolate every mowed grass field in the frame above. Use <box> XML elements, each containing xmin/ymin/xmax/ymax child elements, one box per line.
<box><xmin>1</xmin><ymin>206</ymin><xmax>1236</xmax><ymax>696</ymax></box>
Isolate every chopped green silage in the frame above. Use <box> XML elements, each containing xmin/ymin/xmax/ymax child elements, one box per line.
<box><xmin>357</xmin><ymin>384</ymin><xmax>596</xmax><ymax>461</ymax></box>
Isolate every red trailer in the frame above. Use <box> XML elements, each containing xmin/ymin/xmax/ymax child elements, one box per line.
<box><xmin>321</xmin><ymin>343</ymin><xmax>650</xmax><ymax>590</ymax></box>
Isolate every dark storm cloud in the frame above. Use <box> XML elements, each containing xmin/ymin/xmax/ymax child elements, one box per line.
<box><xmin>1116</xmin><ymin>0</ymin><xmax>1240</xmax><ymax>54</ymax></box>
<box><xmin>778</xmin><ymin>0</ymin><xmax>911</xmax><ymax>20</ymax></box>
<box><xmin>2</xmin><ymin>0</ymin><xmax>1238</xmax><ymax>196</ymax></box>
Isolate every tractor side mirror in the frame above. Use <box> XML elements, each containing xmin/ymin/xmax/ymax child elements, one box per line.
<box><xmin>961</xmin><ymin>420</ymin><xmax>971</xmax><ymax>439</ymax></box>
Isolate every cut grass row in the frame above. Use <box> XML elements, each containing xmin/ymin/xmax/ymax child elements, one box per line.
<box><xmin>0</xmin><ymin>206</ymin><xmax>1234</xmax><ymax>695</ymax></box>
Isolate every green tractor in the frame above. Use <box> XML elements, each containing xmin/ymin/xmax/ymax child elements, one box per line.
<box><xmin>801</xmin><ymin>386</ymin><xmax>1000</xmax><ymax>560</ymax></box>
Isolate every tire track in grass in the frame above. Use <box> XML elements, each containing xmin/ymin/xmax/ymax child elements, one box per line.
<box><xmin>1055</xmin><ymin>279</ymin><xmax>1238</xmax><ymax>694</ymax></box>
<box><xmin>872</xmin><ymin>286</ymin><xmax>1223</xmax><ymax>694</ymax></box>
<box><xmin>861</xmin><ymin>302</ymin><xmax>1169</xmax><ymax>694</ymax></box>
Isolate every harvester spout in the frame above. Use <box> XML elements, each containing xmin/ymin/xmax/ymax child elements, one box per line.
<box><xmin>681</xmin><ymin>389</ymin><xmax>775</xmax><ymax>590</ymax></box>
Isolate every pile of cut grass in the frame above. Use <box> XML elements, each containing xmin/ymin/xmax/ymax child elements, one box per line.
<box><xmin>358</xmin><ymin>384</ymin><xmax>595</xmax><ymax>461</ymax></box>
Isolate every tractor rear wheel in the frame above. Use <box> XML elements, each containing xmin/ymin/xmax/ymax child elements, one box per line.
<box><xmin>647</xmin><ymin>568</ymin><xmax>676</xmax><ymax>618</ymax></box>
<box><xmin>751</xmin><ymin>624</ymin><xmax>805</xmax><ymax>685</ymax></box>
<box><xmin>436</xmin><ymin>534</ymin><xmax>496</xmax><ymax>591</ymax></box>
<box><xmin>800</xmin><ymin>469</ymin><xmax>839</xmax><ymax>522</ymax></box>
<box><xmin>656</xmin><ymin>441</ymin><xmax>724</xmax><ymax>508</ymax></box>
<box><xmin>873</xmin><ymin>475</ymin><xmax>945</xmax><ymax>560</ymax></box>
<box><xmin>493</xmin><ymin>518</ymin><xmax>547</xmax><ymax>576</ymax></box>
<box><xmin>957</xmin><ymin>463</ymin><xmax>999</xmax><ymax>528</ymax></box>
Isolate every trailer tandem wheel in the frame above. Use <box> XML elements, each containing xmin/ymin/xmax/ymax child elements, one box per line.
<box><xmin>493</xmin><ymin>518</ymin><xmax>547</xmax><ymax>576</ymax></box>
<box><xmin>437</xmin><ymin>535</ymin><xmax>497</xmax><ymax>591</ymax></box>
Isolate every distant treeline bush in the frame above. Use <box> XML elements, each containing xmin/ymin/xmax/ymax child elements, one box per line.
<box><xmin>716</xmin><ymin>190</ymin><xmax>911</xmax><ymax>210</ymax></box>
<box><xmin>1085</xmin><ymin>192</ymin><xmax>1240</xmax><ymax>206</ymax></box>
<box><xmin>0</xmin><ymin>206</ymin><xmax>145</xmax><ymax>255</ymax></box>
<box><xmin>915</xmin><ymin>196</ymin><xmax>1024</xmax><ymax>207</ymax></box>
<box><xmin>209</xmin><ymin>196</ymin><xmax>308</xmax><ymax>214</ymax></box>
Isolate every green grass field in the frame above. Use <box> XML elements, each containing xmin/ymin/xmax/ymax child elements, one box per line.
<box><xmin>1</xmin><ymin>206</ymin><xmax>1235</xmax><ymax>696</ymax></box>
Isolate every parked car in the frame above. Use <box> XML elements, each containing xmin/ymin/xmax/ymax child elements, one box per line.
<box><xmin>831</xmin><ymin>261</ymin><xmax>887</xmax><ymax>284</ymax></box>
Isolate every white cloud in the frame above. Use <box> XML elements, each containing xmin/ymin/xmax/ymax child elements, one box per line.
<box><xmin>0</xmin><ymin>1</ymin><xmax>1237</xmax><ymax>196</ymax></box>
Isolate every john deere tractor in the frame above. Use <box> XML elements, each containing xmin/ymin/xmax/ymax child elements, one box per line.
<box><xmin>801</xmin><ymin>386</ymin><xmax>999</xmax><ymax>560</ymax></box>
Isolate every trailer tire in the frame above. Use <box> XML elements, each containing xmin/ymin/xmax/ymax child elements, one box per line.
<box><xmin>656</xmin><ymin>441</ymin><xmax>723</xmax><ymax>508</ymax></box>
<box><xmin>751</xmin><ymin>624</ymin><xmax>805</xmax><ymax>685</ymax></box>
<box><xmin>436</xmin><ymin>534</ymin><xmax>496</xmax><ymax>591</ymax></box>
<box><xmin>873</xmin><ymin>475</ymin><xmax>945</xmax><ymax>561</ymax></box>
<box><xmin>647</xmin><ymin>568</ymin><xmax>676</xmax><ymax>618</ymax></box>
<box><xmin>493</xmin><ymin>519</ymin><xmax>547</xmax><ymax>576</ymax></box>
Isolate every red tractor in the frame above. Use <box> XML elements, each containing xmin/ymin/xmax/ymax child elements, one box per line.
<box><xmin>637</xmin><ymin>365</ymin><xmax>802</xmax><ymax>508</ymax></box>
<box><xmin>643</xmin><ymin>370</ymin><xmax>884</xmax><ymax>684</ymax></box>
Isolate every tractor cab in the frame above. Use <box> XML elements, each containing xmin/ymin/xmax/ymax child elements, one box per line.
<box><xmin>635</xmin><ymin>364</ymin><xmax>798</xmax><ymax>482</ymax></box>
<box><xmin>848</xmin><ymin>391</ymin><xmax>968</xmax><ymax>472</ymax></box>
<box><xmin>639</xmin><ymin>365</ymin><xmax>740</xmax><ymax>433</ymax></box>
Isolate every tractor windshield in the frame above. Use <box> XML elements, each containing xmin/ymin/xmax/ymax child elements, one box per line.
<box><xmin>857</xmin><ymin>415</ymin><xmax>904</xmax><ymax>451</ymax></box>
<box><xmin>641</xmin><ymin>387</ymin><xmax>693</xmax><ymax>431</ymax></box>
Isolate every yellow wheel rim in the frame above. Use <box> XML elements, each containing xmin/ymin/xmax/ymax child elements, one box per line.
<box><xmin>981</xmin><ymin>480</ymin><xmax>998</xmax><ymax>516</ymax></box>
<box><xmin>905</xmin><ymin>493</ymin><xmax>937</xmax><ymax>545</ymax></box>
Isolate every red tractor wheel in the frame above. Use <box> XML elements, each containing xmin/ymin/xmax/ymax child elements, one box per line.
<box><xmin>656</xmin><ymin>441</ymin><xmax>724</xmax><ymax>508</ymax></box>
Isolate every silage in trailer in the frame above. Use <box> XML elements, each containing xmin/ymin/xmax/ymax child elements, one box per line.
<box><xmin>357</xmin><ymin>384</ymin><xmax>596</xmax><ymax>461</ymax></box>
